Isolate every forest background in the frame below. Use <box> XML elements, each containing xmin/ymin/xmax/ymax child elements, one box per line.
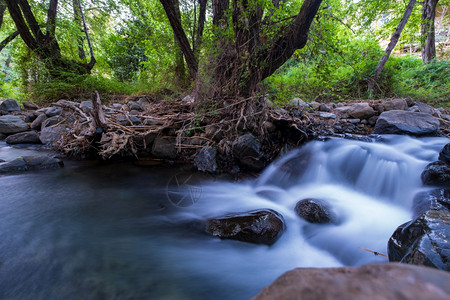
<box><xmin>0</xmin><ymin>0</ymin><xmax>449</xmax><ymax>108</ymax></box>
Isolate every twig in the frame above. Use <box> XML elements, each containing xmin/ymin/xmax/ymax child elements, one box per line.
<box><xmin>359</xmin><ymin>247</ymin><xmax>388</xmax><ymax>258</ymax></box>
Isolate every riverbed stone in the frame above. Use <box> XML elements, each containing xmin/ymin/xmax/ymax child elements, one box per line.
<box><xmin>388</xmin><ymin>210</ymin><xmax>450</xmax><ymax>271</ymax></box>
<box><xmin>348</xmin><ymin>103</ymin><xmax>375</xmax><ymax>119</ymax></box>
<box><xmin>44</xmin><ymin>107</ymin><xmax>63</xmax><ymax>118</ymax></box>
<box><xmin>39</xmin><ymin>125</ymin><xmax>67</xmax><ymax>145</ymax></box>
<box><xmin>22</xmin><ymin>101</ymin><xmax>39</xmax><ymax>110</ymax></box>
<box><xmin>80</xmin><ymin>101</ymin><xmax>93</xmax><ymax>114</ymax></box>
<box><xmin>41</xmin><ymin>115</ymin><xmax>64</xmax><ymax>129</ymax></box>
<box><xmin>5</xmin><ymin>131</ymin><xmax>41</xmax><ymax>145</ymax></box>
<box><xmin>439</xmin><ymin>143</ymin><xmax>450</xmax><ymax>163</ymax></box>
<box><xmin>0</xmin><ymin>115</ymin><xmax>29</xmax><ymax>134</ymax></box>
<box><xmin>232</xmin><ymin>133</ymin><xmax>265</xmax><ymax>171</ymax></box>
<box><xmin>295</xmin><ymin>198</ymin><xmax>337</xmax><ymax>224</ymax></box>
<box><xmin>194</xmin><ymin>146</ymin><xmax>218</xmax><ymax>173</ymax></box>
<box><xmin>127</xmin><ymin>101</ymin><xmax>144</xmax><ymax>112</ymax></box>
<box><xmin>0</xmin><ymin>155</ymin><xmax>63</xmax><ymax>174</ymax></box>
<box><xmin>383</xmin><ymin>98</ymin><xmax>408</xmax><ymax>111</ymax></box>
<box><xmin>30</xmin><ymin>114</ymin><xmax>47</xmax><ymax>130</ymax></box>
<box><xmin>151</xmin><ymin>136</ymin><xmax>177</xmax><ymax>159</ymax></box>
<box><xmin>205</xmin><ymin>209</ymin><xmax>285</xmax><ymax>245</ymax></box>
<box><xmin>409</xmin><ymin>102</ymin><xmax>435</xmax><ymax>115</ymax></box>
<box><xmin>421</xmin><ymin>161</ymin><xmax>450</xmax><ymax>187</ymax></box>
<box><xmin>372</xmin><ymin>110</ymin><xmax>440</xmax><ymax>136</ymax></box>
<box><xmin>412</xmin><ymin>189</ymin><xmax>450</xmax><ymax>217</ymax></box>
<box><xmin>0</xmin><ymin>99</ymin><xmax>21</xmax><ymax>113</ymax></box>
<box><xmin>253</xmin><ymin>263</ymin><xmax>450</xmax><ymax>300</ymax></box>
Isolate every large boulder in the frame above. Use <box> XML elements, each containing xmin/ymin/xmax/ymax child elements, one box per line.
<box><xmin>348</xmin><ymin>103</ymin><xmax>375</xmax><ymax>119</ymax></box>
<box><xmin>39</xmin><ymin>125</ymin><xmax>67</xmax><ymax>145</ymax></box>
<box><xmin>413</xmin><ymin>189</ymin><xmax>450</xmax><ymax>217</ymax></box>
<box><xmin>41</xmin><ymin>115</ymin><xmax>64</xmax><ymax>129</ymax></box>
<box><xmin>421</xmin><ymin>161</ymin><xmax>450</xmax><ymax>187</ymax></box>
<box><xmin>372</xmin><ymin>110</ymin><xmax>440</xmax><ymax>136</ymax></box>
<box><xmin>295</xmin><ymin>198</ymin><xmax>338</xmax><ymax>224</ymax></box>
<box><xmin>0</xmin><ymin>99</ymin><xmax>21</xmax><ymax>113</ymax></box>
<box><xmin>253</xmin><ymin>263</ymin><xmax>450</xmax><ymax>300</ymax></box>
<box><xmin>409</xmin><ymin>102</ymin><xmax>435</xmax><ymax>115</ymax></box>
<box><xmin>5</xmin><ymin>131</ymin><xmax>41</xmax><ymax>145</ymax></box>
<box><xmin>194</xmin><ymin>146</ymin><xmax>218</xmax><ymax>173</ymax></box>
<box><xmin>439</xmin><ymin>143</ymin><xmax>450</xmax><ymax>163</ymax></box>
<box><xmin>21</xmin><ymin>101</ymin><xmax>39</xmax><ymax>110</ymax></box>
<box><xmin>44</xmin><ymin>106</ymin><xmax>63</xmax><ymax>117</ymax></box>
<box><xmin>30</xmin><ymin>114</ymin><xmax>47</xmax><ymax>131</ymax></box>
<box><xmin>0</xmin><ymin>155</ymin><xmax>64</xmax><ymax>174</ymax></box>
<box><xmin>205</xmin><ymin>209</ymin><xmax>285</xmax><ymax>245</ymax></box>
<box><xmin>232</xmin><ymin>133</ymin><xmax>265</xmax><ymax>171</ymax></box>
<box><xmin>0</xmin><ymin>115</ymin><xmax>29</xmax><ymax>134</ymax></box>
<box><xmin>388</xmin><ymin>210</ymin><xmax>450</xmax><ymax>271</ymax></box>
<box><xmin>383</xmin><ymin>98</ymin><xmax>408</xmax><ymax>111</ymax></box>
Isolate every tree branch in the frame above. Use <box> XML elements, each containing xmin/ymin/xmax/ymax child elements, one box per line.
<box><xmin>76</xmin><ymin>0</ymin><xmax>96</xmax><ymax>68</ymax></box>
<box><xmin>46</xmin><ymin>0</ymin><xmax>58</xmax><ymax>38</ymax></box>
<box><xmin>0</xmin><ymin>30</ymin><xmax>19</xmax><ymax>52</ymax></box>
<box><xmin>0</xmin><ymin>0</ymin><xmax>6</xmax><ymax>29</ymax></box>
<box><xmin>17</xmin><ymin>0</ymin><xmax>45</xmax><ymax>41</ymax></box>
<box><xmin>5</xmin><ymin>0</ymin><xmax>39</xmax><ymax>50</ymax></box>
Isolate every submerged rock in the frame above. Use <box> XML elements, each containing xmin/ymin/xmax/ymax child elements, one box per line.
<box><xmin>295</xmin><ymin>198</ymin><xmax>337</xmax><ymax>224</ymax></box>
<box><xmin>253</xmin><ymin>263</ymin><xmax>450</xmax><ymax>300</ymax></box>
<box><xmin>0</xmin><ymin>155</ymin><xmax>64</xmax><ymax>174</ymax></box>
<box><xmin>421</xmin><ymin>161</ymin><xmax>450</xmax><ymax>187</ymax></box>
<box><xmin>373</xmin><ymin>110</ymin><xmax>440</xmax><ymax>136</ymax></box>
<box><xmin>205</xmin><ymin>209</ymin><xmax>285</xmax><ymax>245</ymax></box>
<box><xmin>0</xmin><ymin>115</ymin><xmax>29</xmax><ymax>134</ymax></box>
<box><xmin>5</xmin><ymin>131</ymin><xmax>41</xmax><ymax>145</ymax></box>
<box><xmin>388</xmin><ymin>210</ymin><xmax>450</xmax><ymax>271</ymax></box>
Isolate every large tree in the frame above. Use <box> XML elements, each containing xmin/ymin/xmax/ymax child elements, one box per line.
<box><xmin>421</xmin><ymin>0</ymin><xmax>439</xmax><ymax>64</ymax></box>
<box><xmin>5</xmin><ymin>0</ymin><xmax>95</xmax><ymax>78</ymax></box>
<box><xmin>161</xmin><ymin>0</ymin><xmax>323</xmax><ymax>100</ymax></box>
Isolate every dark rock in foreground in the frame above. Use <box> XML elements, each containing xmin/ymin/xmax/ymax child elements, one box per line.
<box><xmin>388</xmin><ymin>210</ymin><xmax>450</xmax><ymax>271</ymax></box>
<box><xmin>421</xmin><ymin>161</ymin><xmax>450</xmax><ymax>187</ymax></box>
<box><xmin>232</xmin><ymin>133</ymin><xmax>265</xmax><ymax>171</ymax></box>
<box><xmin>194</xmin><ymin>146</ymin><xmax>218</xmax><ymax>173</ymax></box>
<box><xmin>372</xmin><ymin>110</ymin><xmax>440</xmax><ymax>136</ymax></box>
<box><xmin>439</xmin><ymin>143</ymin><xmax>450</xmax><ymax>163</ymax></box>
<box><xmin>253</xmin><ymin>263</ymin><xmax>450</xmax><ymax>300</ymax></box>
<box><xmin>413</xmin><ymin>189</ymin><xmax>450</xmax><ymax>217</ymax></box>
<box><xmin>0</xmin><ymin>115</ymin><xmax>29</xmax><ymax>134</ymax></box>
<box><xmin>295</xmin><ymin>198</ymin><xmax>337</xmax><ymax>224</ymax></box>
<box><xmin>205</xmin><ymin>209</ymin><xmax>285</xmax><ymax>245</ymax></box>
<box><xmin>22</xmin><ymin>101</ymin><xmax>39</xmax><ymax>110</ymax></box>
<box><xmin>0</xmin><ymin>99</ymin><xmax>21</xmax><ymax>113</ymax></box>
<box><xmin>0</xmin><ymin>155</ymin><xmax>64</xmax><ymax>174</ymax></box>
<box><xmin>5</xmin><ymin>131</ymin><xmax>41</xmax><ymax>145</ymax></box>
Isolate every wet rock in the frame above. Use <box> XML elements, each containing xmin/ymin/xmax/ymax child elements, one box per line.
<box><xmin>319</xmin><ymin>103</ymin><xmax>331</xmax><ymax>112</ymax></box>
<box><xmin>295</xmin><ymin>198</ymin><xmax>337</xmax><ymax>224</ymax></box>
<box><xmin>0</xmin><ymin>115</ymin><xmax>29</xmax><ymax>134</ymax></box>
<box><xmin>373</xmin><ymin>110</ymin><xmax>440</xmax><ymax>136</ymax></box>
<box><xmin>205</xmin><ymin>209</ymin><xmax>285</xmax><ymax>245</ymax></box>
<box><xmin>30</xmin><ymin>114</ymin><xmax>47</xmax><ymax>130</ymax></box>
<box><xmin>413</xmin><ymin>189</ymin><xmax>450</xmax><ymax>217</ymax></box>
<box><xmin>41</xmin><ymin>115</ymin><xmax>64</xmax><ymax>129</ymax></box>
<box><xmin>409</xmin><ymin>102</ymin><xmax>435</xmax><ymax>115</ymax></box>
<box><xmin>127</xmin><ymin>101</ymin><xmax>144</xmax><ymax>111</ymax></box>
<box><xmin>152</xmin><ymin>136</ymin><xmax>177</xmax><ymax>159</ymax></box>
<box><xmin>194</xmin><ymin>146</ymin><xmax>218</xmax><ymax>173</ymax></box>
<box><xmin>388</xmin><ymin>210</ymin><xmax>450</xmax><ymax>271</ymax></box>
<box><xmin>0</xmin><ymin>155</ymin><xmax>63</xmax><ymax>174</ymax></box>
<box><xmin>24</xmin><ymin>113</ymin><xmax>37</xmax><ymax>123</ymax></box>
<box><xmin>5</xmin><ymin>131</ymin><xmax>41</xmax><ymax>145</ymax></box>
<box><xmin>0</xmin><ymin>99</ymin><xmax>21</xmax><ymax>113</ymax></box>
<box><xmin>348</xmin><ymin>103</ymin><xmax>375</xmax><ymax>119</ymax></box>
<box><xmin>383</xmin><ymin>98</ymin><xmax>408</xmax><ymax>111</ymax></box>
<box><xmin>39</xmin><ymin>125</ymin><xmax>67</xmax><ymax>145</ymax></box>
<box><xmin>421</xmin><ymin>161</ymin><xmax>450</xmax><ymax>187</ymax></box>
<box><xmin>116</xmin><ymin>115</ymin><xmax>142</xmax><ymax>126</ymax></box>
<box><xmin>319</xmin><ymin>112</ymin><xmax>336</xmax><ymax>119</ymax></box>
<box><xmin>438</xmin><ymin>143</ymin><xmax>450</xmax><ymax>163</ymax></box>
<box><xmin>80</xmin><ymin>100</ymin><xmax>93</xmax><ymax>114</ymax></box>
<box><xmin>253</xmin><ymin>263</ymin><xmax>450</xmax><ymax>300</ymax></box>
<box><xmin>22</xmin><ymin>101</ymin><xmax>39</xmax><ymax>110</ymax></box>
<box><xmin>45</xmin><ymin>107</ymin><xmax>63</xmax><ymax>117</ymax></box>
<box><xmin>232</xmin><ymin>133</ymin><xmax>265</xmax><ymax>171</ymax></box>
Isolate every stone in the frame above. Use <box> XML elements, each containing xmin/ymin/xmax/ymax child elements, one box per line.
<box><xmin>412</xmin><ymin>189</ymin><xmax>450</xmax><ymax>217</ymax></box>
<box><xmin>194</xmin><ymin>146</ymin><xmax>218</xmax><ymax>173</ymax></box>
<box><xmin>116</xmin><ymin>115</ymin><xmax>142</xmax><ymax>126</ymax></box>
<box><xmin>137</xmin><ymin>97</ymin><xmax>149</xmax><ymax>106</ymax></box>
<box><xmin>232</xmin><ymin>133</ymin><xmax>265</xmax><ymax>171</ymax></box>
<box><xmin>205</xmin><ymin>124</ymin><xmax>224</xmax><ymax>141</ymax></box>
<box><xmin>30</xmin><ymin>114</ymin><xmax>47</xmax><ymax>130</ymax></box>
<box><xmin>112</xmin><ymin>103</ymin><xmax>123</xmax><ymax>110</ymax></box>
<box><xmin>319</xmin><ymin>103</ymin><xmax>331</xmax><ymax>112</ymax></box>
<box><xmin>41</xmin><ymin>115</ymin><xmax>64</xmax><ymax>129</ymax></box>
<box><xmin>333</xmin><ymin>106</ymin><xmax>352</xmax><ymax>118</ymax></box>
<box><xmin>0</xmin><ymin>133</ymin><xmax>5</xmax><ymax>140</ymax></box>
<box><xmin>39</xmin><ymin>125</ymin><xmax>67</xmax><ymax>145</ymax></box>
<box><xmin>409</xmin><ymin>102</ymin><xmax>435</xmax><ymax>115</ymax></box>
<box><xmin>388</xmin><ymin>210</ymin><xmax>450</xmax><ymax>271</ymax></box>
<box><xmin>0</xmin><ymin>155</ymin><xmax>63</xmax><ymax>174</ymax></box>
<box><xmin>22</xmin><ymin>101</ymin><xmax>39</xmax><ymax>110</ymax></box>
<box><xmin>80</xmin><ymin>101</ymin><xmax>93</xmax><ymax>114</ymax></box>
<box><xmin>421</xmin><ymin>161</ymin><xmax>450</xmax><ymax>187</ymax></box>
<box><xmin>383</xmin><ymin>98</ymin><xmax>408</xmax><ymax>111</ymax></box>
<box><xmin>5</xmin><ymin>131</ymin><xmax>41</xmax><ymax>145</ymax></box>
<box><xmin>151</xmin><ymin>136</ymin><xmax>177</xmax><ymax>159</ymax></box>
<box><xmin>205</xmin><ymin>209</ymin><xmax>285</xmax><ymax>245</ymax></box>
<box><xmin>127</xmin><ymin>101</ymin><xmax>144</xmax><ymax>111</ymax></box>
<box><xmin>0</xmin><ymin>115</ymin><xmax>29</xmax><ymax>134</ymax></box>
<box><xmin>24</xmin><ymin>113</ymin><xmax>37</xmax><ymax>123</ymax></box>
<box><xmin>44</xmin><ymin>107</ymin><xmax>63</xmax><ymax>117</ymax></box>
<box><xmin>438</xmin><ymin>143</ymin><xmax>450</xmax><ymax>163</ymax></box>
<box><xmin>0</xmin><ymin>99</ymin><xmax>21</xmax><ymax>112</ymax></box>
<box><xmin>182</xmin><ymin>95</ymin><xmax>194</xmax><ymax>104</ymax></box>
<box><xmin>253</xmin><ymin>263</ymin><xmax>450</xmax><ymax>300</ymax></box>
<box><xmin>373</xmin><ymin>110</ymin><xmax>440</xmax><ymax>136</ymax></box>
<box><xmin>318</xmin><ymin>112</ymin><xmax>336</xmax><ymax>119</ymax></box>
<box><xmin>348</xmin><ymin>103</ymin><xmax>375</xmax><ymax>119</ymax></box>
<box><xmin>290</xmin><ymin>98</ymin><xmax>310</xmax><ymax>110</ymax></box>
<box><xmin>295</xmin><ymin>199</ymin><xmax>337</xmax><ymax>224</ymax></box>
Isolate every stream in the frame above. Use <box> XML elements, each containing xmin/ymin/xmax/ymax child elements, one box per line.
<box><xmin>0</xmin><ymin>135</ymin><xmax>448</xmax><ymax>300</ymax></box>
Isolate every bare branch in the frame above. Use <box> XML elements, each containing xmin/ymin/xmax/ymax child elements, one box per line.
<box><xmin>0</xmin><ymin>30</ymin><xmax>19</xmax><ymax>52</ymax></box>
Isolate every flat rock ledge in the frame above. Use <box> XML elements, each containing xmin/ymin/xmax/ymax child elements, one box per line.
<box><xmin>253</xmin><ymin>263</ymin><xmax>450</xmax><ymax>300</ymax></box>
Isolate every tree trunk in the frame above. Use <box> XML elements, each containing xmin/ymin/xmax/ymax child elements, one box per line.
<box><xmin>0</xmin><ymin>0</ymin><xmax>6</xmax><ymax>29</ymax></box>
<box><xmin>368</xmin><ymin>0</ymin><xmax>416</xmax><ymax>94</ymax></box>
<box><xmin>421</xmin><ymin>0</ymin><xmax>439</xmax><ymax>64</ymax></box>
<box><xmin>193</xmin><ymin>0</ymin><xmax>207</xmax><ymax>56</ymax></box>
<box><xmin>73</xmin><ymin>0</ymin><xmax>86</xmax><ymax>60</ymax></box>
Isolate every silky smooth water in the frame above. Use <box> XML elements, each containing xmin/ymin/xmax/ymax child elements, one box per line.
<box><xmin>0</xmin><ymin>135</ymin><xmax>448</xmax><ymax>299</ymax></box>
